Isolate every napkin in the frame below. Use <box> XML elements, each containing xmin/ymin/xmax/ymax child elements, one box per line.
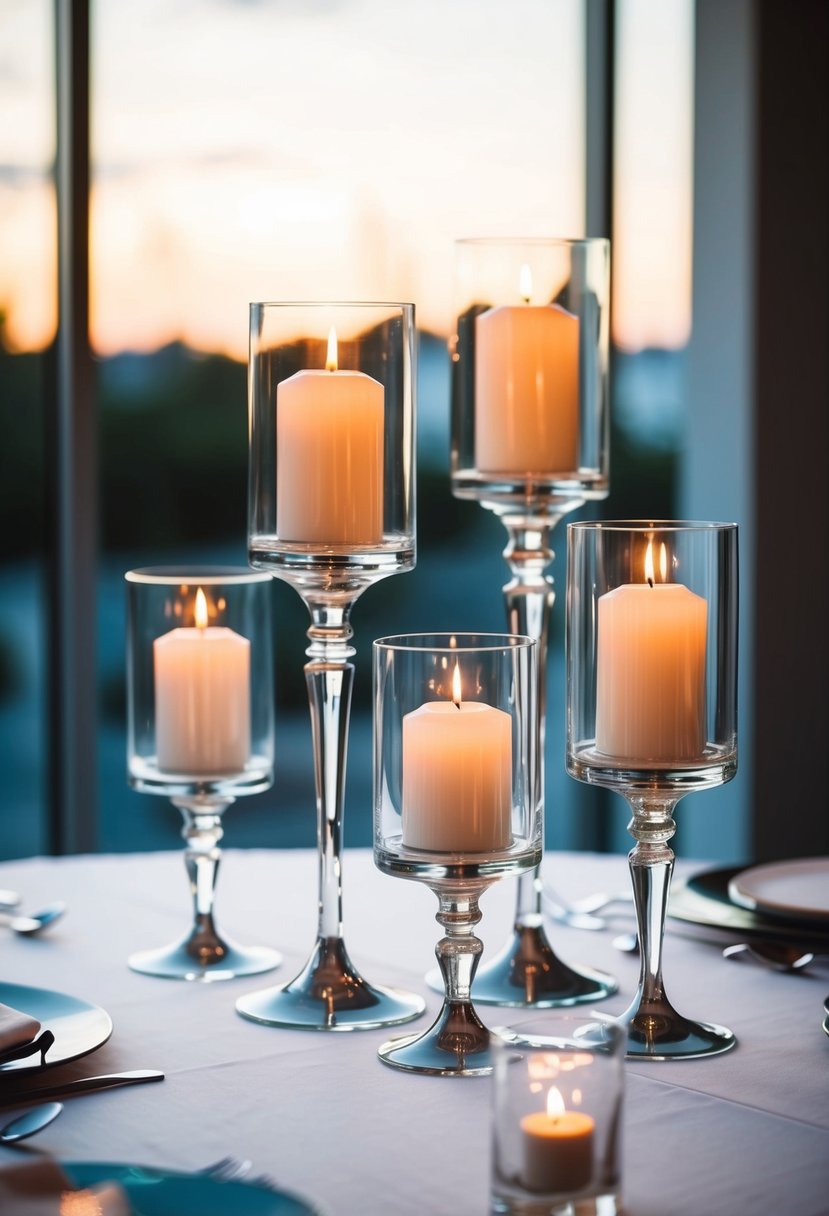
<box><xmin>0</xmin><ymin>1159</ymin><xmax>130</xmax><ymax>1216</ymax></box>
<box><xmin>0</xmin><ymin>1001</ymin><xmax>44</xmax><ymax>1067</ymax></box>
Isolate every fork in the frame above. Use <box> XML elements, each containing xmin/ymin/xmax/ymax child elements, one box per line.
<box><xmin>203</xmin><ymin>1155</ymin><xmax>279</xmax><ymax>1191</ymax></box>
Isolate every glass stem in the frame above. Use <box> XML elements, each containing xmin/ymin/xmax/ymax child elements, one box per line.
<box><xmin>173</xmin><ymin>796</ymin><xmax>233</xmax><ymax>963</ymax></box>
<box><xmin>626</xmin><ymin>795</ymin><xmax>680</xmax><ymax>1011</ymax></box>
<box><xmin>502</xmin><ymin>519</ymin><xmax>559</xmax><ymax>924</ymax></box>
<box><xmin>304</xmin><ymin>602</ymin><xmax>357</xmax><ymax>944</ymax></box>
<box><xmin>435</xmin><ymin>885</ymin><xmax>485</xmax><ymax>1004</ymax></box>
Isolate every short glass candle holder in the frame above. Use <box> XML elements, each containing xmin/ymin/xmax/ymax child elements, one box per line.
<box><xmin>126</xmin><ymin>567</ymin><xmax>279</xmax><ymax>981</ymax></box>
<box><xmin>373</xmin><ymin>633</ymin><xmax>543</xmax><ymax>1076</ymax></box>
<box><xmin>490</xmin><ymin>1014</ymin><xmax>625</xmax><ymax>1216</ymax></box>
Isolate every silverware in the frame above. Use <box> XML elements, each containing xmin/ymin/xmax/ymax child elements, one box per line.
<box><xmin>203</xmin><ymin>1156</ymin><xmax>279</xmax><ymax>1192</ymax></box>
<box><xmin>543</xmin><ymin>887</ymin><xmax>633</xmax><ymax>931</ymax></box>
<box><xmin>0</xmin><ymin>890</ymin><xmax>21</xmax><ymax>910</ymax></box>
<box><xmin>612</xmin><ymin>932</ymin><xmax>639</xmax><ymax>954</ymax></box>
<box><xmin>0</xmin><ymin>902</ymin><xmax>67</xmax><ymax>936</ymax></box>
<box><xmin>0</xmin><ymin>1101</ymin><xmax>63</xmax><ymax>1144</ymax></box>
<box><xmin>0</xmin><ymin>1069</ymin><xmax>164</xmax><ymax>1108</ymax></box>
<box><xmin>722</xmin><ymin>941</ymin><xmax>819</xmax><ymax>972</ymax></box>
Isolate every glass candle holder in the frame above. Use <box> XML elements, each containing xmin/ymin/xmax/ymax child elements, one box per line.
<box><xmin>373</xmin><ymin>633</ymin><xmax>543</xmax><ymax>1076</ymax></box>
<box><xmin>490</xmin><ymin>1013</ymin><xmax>625</xmax><ymax>1216</ymax></box>
<box><xmin>126</xmin><ymin>567</ymin><xmax>279</xmax><ymax>980</ymax></box>
<box><xmin>566</xmin><ymin>521</ymin><xmax>739</xmax><ymax>1058</ymax></box>
<box><xmin>446</xmin><ymin>237</ymin><xmax>614</xmax><ymax>1010</ymax></box>
<box><xmin>238</xmin><ymin>301</ymin><xmax>424</xmax><ymax>1031</ymax></box>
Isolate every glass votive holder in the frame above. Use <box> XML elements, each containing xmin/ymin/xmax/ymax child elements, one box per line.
<box><xmin>490</xmin><ymin>1013</ymin><xmax>625</xmax><ymax>1216</ymax></box>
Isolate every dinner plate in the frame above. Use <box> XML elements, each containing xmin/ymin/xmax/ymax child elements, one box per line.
<box><xmin>728</xmin><ymin>857</ymin><xmax>829</xmax><ymax>923</ymax></box>
<box><xmin>668</xmin><ymin>867</ymin><xmax>829</xmax><ymax>946</ymax></box>
<box><xmin>65</xmin><ymin>1163</ymin><xmax>322</xmax><ymax>1215</ymax></box>
<box><xmin>0</xmin><ymin>981</ymin><xmax>112</xmax><ymax>1075</ymax></box>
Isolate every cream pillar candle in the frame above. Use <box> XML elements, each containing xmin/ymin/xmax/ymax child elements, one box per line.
<box><xmin>401</xmin><ymin>665</ymin><xmax>512</xmax><ymax>852</ymax></box>
<box><xmin>474</xmin><ymin>266</ymin><xmax>579</xmax><ymax>474</ymax></box>
<box><xmin>276</xmin><ymin>328</ymin><xmax>384</xmax><ymax>545</ymax></box>
<box><xmin>520</xmin><ymin>1087</ymin><xmax>595</xmax><ymax>1194</ymax></box>
<box><xmin>595</xmin><ymin>541</ymin><xmax>707</xmax><ymax>762</ymax></box>
<box><xmin>154</xmin><ymin>588</ymin><xmax>251</xmax><ymax>774</ymax></box>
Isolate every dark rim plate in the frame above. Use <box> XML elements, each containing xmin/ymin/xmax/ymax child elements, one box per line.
<box><xmin>0</xmin><ymin>981</ymin><xmax>112</xmax><ymax>1075</ymax></box>
<box><xmin>669</xmin><ymin>866</ymin><xmax>829</xmax><ymax>946</ymax></box>
<box><xmin>64</xmin><ymin>1162</ymin><xmax>323</xmax><ymax>1216</ymax></box>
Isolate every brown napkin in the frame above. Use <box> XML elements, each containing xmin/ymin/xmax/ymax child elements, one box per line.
<box><xmin>0</xmin><ymin>1159</ymin><xmax>131</xmax><ymax>1215</ymax></box>
<box><xmin>0</xmin><ymin>1002</ymin><xmax>41</xmax><ymax>1054</ymax></box>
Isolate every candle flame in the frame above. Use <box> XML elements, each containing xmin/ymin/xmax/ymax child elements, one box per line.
<box><xmin>452</xmin><ymin>662</ymin><xmax>462</xmax><ymax>709</ymax></box>
<box><xmin>645</xmin><ymin>539</ymin><xmax>669</xmax><ymax>586</ymax></box>
<box><xmin>326</xmin><ymin>326</ymin><xmax>338</xmax><ymax>372</ymax></box>
<box><xmin>195</xmin><ymin>587</ymin><xmax>209</xmax><ymax>629</ymax></box>
<box><xmin>546</xmin><ymin>1086</ymin><xmax>566</xmax><ymax>1118</ymax></box>
<box><xmin>519</xmin><ymin>263</ymin><xmax>533</xmax><ymax>304</ymax></box>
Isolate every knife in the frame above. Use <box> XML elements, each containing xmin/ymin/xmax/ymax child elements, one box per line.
<box><xmin>0</xmin><ymin>1069</ymin><xmax>164</xmax><ymax>1107</ymax></box>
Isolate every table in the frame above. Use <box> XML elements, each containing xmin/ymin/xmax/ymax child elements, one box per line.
<box><xmin>1</xmin><ymin>849</ymin><xmax>827</xmax><ymax>1215</ymax></box>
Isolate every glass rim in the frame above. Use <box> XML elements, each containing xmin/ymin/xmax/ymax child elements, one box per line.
<box><xmin>568</xmin><ymin>519</ymin><xmax>737</xmax><ymax>535</ymax></box>
<box><xmin>454</xmin><ymin>236</ymin><xmax>609</xmax><ymax>250</ymax></box>
<box><xmin>490</xmin><ymin>1011</ymin><xmax>625</xmax><ymax>1050</ymax></box>
<box><xmin>249</xmin><ymin>300</ymin><xmax>415</xmax><ymax>312</ymax></box>
<box><xmin>374</xmin><ymin>631</ymin><xmax>535</xmax><ymax>654</ymax></box>
<box><xmin>125</xmin><ymin>566</ymin><xmax>272</xmax><ymax>586</ymax></box>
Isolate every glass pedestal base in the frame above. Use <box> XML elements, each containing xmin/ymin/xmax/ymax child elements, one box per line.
<box><xmin>128</xmin><ymin>937</ymin><xmax>281</xmax><ymax>983</ymax></box>
<box><xmin>378</xmin><ymin>998</ymin><xmax>493</xmax><ymax>1076</ymax></box>
<box><xmin>235</xmin><ymin>935</ymin><xmax>425</xmax><ymax>1031</ymax></box>
<box><xmin>622</xmin><ymin>996</ymin><xmax>736</xmax><ymax>1060</ymax></box>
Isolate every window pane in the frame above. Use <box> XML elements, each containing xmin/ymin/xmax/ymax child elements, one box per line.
<box><xmin>91</xmin><ymin>0</ymin><xmax>585</xmax><ymax>850</ymax></box>
<box><xmin>0</xmin><ymin>0</ymin><xmax>54</xmax><ymax>859</ymax></box>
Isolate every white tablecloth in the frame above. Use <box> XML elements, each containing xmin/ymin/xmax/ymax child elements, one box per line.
<box><xmin>0</xmin><ymin>849</ymin><xmax>827</xmax><ymax>1215</ymax></box>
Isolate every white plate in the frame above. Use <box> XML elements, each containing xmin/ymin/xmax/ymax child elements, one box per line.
<box><xmin>0</xmin><ymin>981</ymin><xmax>112</xmax><ymax>1074</ymax></box>
<box><xmin>728</xmin><ymin>857</ymin><xmax>829</xmax><ymax>923</ymax></box>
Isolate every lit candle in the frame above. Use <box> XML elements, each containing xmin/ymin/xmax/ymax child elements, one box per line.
<box><xmin>521</xmin><ymin>1086</ymin><xmax>595</xmax><ymax>1194</ymax></box>
<box><xmin>154</xmin><ymin>588</ymin><xmax>251</xmax><ymax>774</ymax></box>
<box><xmin>474</xmin><ymin>264</ymin><xmax>579</xmax><ymax>474</ymax></box>
<box><xmin>401</xmin><ymin>663</ymin><xmax>512</xmax><ymax>852</ymax></box>
<box><xmin>276</xmin><ymin>327</ymin><xmax>384</xmax><ymax>545</ymax></box>
<box><xmin>595</xmin><ymin>539</ymin><xmax>707</xmax><ymax>762</ymax></box>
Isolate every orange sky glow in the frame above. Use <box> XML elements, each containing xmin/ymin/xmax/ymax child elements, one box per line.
<box><xmin>0</xmin><ymin>0</ymin><xmax>693</xmax><ymax>361</ymax></box>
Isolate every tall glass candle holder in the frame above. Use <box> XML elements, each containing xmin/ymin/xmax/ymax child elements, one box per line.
<box><xmin>238</xmin><ymin>301</ymin><xmax>424</xmax><ymax>1031</ymax></box>
<box><xmin>126</xmin><ymin>567</ymin><xmax>280</xmax><ymax>981</ymax></box>
<box><xmin>450</xmin><ymin>237</ymin><xmax>615</xmax><ymax>1008</ymax></box>
<box><xmin>566</xmin><ymin>521</ymin><xmax>739</xmax><ymax>1058</ymax></box>
<box><xmin>373</xmin><ymin>633</ymin><xmax>542</xmax><ymax>1076</ymax></box>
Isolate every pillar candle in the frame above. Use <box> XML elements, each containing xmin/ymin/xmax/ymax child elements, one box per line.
<box><xmin>520</xmin><ymin>1088</ymin><xmax>595</xmax><ymax>1194</ymax></box>
<box><xmin>154</xmin><ymin>588</ymin><xmax>250</xmax><ymax>774</ymax></box>
<box><xmin>595</xmin><ymin>542</ymin><xmax>707</xmax><ymax>762</ymax></box>
<box><xmin>401</xmin><ymin>666</ymin><xmax>512</xmax><ymax>852</ymax></box>
<box><xmin>276</xmin><ymin>328</ymin><xmax>384</xmax><ymax>545</ymax></box>
<box><xmin>474</xmin><ymin>267</ymin><xmax>579</xmax><ymax>475</ymax></box>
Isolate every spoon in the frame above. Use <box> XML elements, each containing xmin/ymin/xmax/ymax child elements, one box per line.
<box><xmin>0</xmin><ymin>1102</ymin><xmax>63</xmax><ymax>1144</ymax></box>
<box><xmin>722</xmin><ymin>941</ymin><xmax>816</xmax><ymax>972</ymax></box>
<box><xmin>0</xmin><ymin>890</ymin><xmax>21</xmax><ymax>909</ymax></box>
<box><xmin>0</xmin><ymin>902</ymin><xmax>67</xmax><ymax>936</ymax></box>
<box><xmin>612</xmin><ymin>932</ymin><xmax>639</xmax><ymax>954</ymax></box>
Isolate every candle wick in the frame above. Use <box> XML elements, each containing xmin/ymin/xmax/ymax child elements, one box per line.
<box><xmin>647</xmin><ymin>577</ymin><xmax>654</xmax><ymax>589</ymax></box>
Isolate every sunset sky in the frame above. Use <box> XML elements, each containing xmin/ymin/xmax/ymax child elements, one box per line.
<box><xmin>0</xmin><ymin>0</ymin><xmax>692</xmax><ymax>360</ymax></box>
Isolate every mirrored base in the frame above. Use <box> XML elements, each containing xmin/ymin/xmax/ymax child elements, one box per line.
<box><xmin>491</xmin><ymin>1186</ymin><xmax>622</xmax><ymax>1215</ymax></box>
<box><xmin>235</xmin><ymin>935</ymin><xmax>425</xmax><ymax>1031</ymax></box>
<box><xmin>128</xmin><ymin>938</ymin><xmax>282</xmax><ymax>983</ymax></box>
<box><xmin>427</xmin><ymin>923</ymin><xmax>617</xmax><ymax>1008</ymax></box>
<box><xmin>378</xmin><ymin>998</ymin><xmax>493</xmax><ymax>1076</ymax></box>
<box><xmin>623</xmin><ymin>1003</ymin><xmax>736</xmax><ymax>1059</ymax></box>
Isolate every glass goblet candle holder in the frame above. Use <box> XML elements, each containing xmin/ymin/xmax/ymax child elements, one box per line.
<box><xmin>566</xmin><ymin>521</ymin><xmax>739</xmax><ymax>1058</ymax></box>
<box><xmin>490</xmin><ymin>1014</ymin><xmax>626</xmax><ymax>1216</ymax></box>
<box><xmin>126</xmin><ymin>567</ymin><xmax>280</xmax><ymax>981</ymax></box>
<box><xmin>448</xmin><ymin>237</ymin><xmax>615</xmax><ymax>1009</ymax></box>
<box><xmin>238</xmin><ymin>301</ymin><xmax>424</xmax><ymax>1031</ymax></box>
<box><xmin>373</xmin><ymin>633</ymin><xmax>543</xmax><ymax>1076</ymax></box>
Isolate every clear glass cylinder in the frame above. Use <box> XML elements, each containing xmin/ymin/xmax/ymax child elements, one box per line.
<box><xmin>451</xmin><ymin>238</ymin><xmax>610</xmax><ymax>513</ymax></box>
<box><xmin>373</xmin><ymin>633</ymin><xmax>543</xmax><ymax>880</ymax></box>
<box><xmin>126</xmin><ymin>567</ymin><xmax>274</xmax><ymax>799</ymax></box>
<box><xmin>566</xmin><ymin>520</ymin><xmax>738</xmax><ymax>788</ymax></box>
<box><xmin>248</xmin><ymin>301</ymin><xmax>416</xmax><ymax>589</ymax></box>
<box><xmin>490</xmin><ymin>1013</ymin><xmax>625</xmax><ymax>1216</ymax></box>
